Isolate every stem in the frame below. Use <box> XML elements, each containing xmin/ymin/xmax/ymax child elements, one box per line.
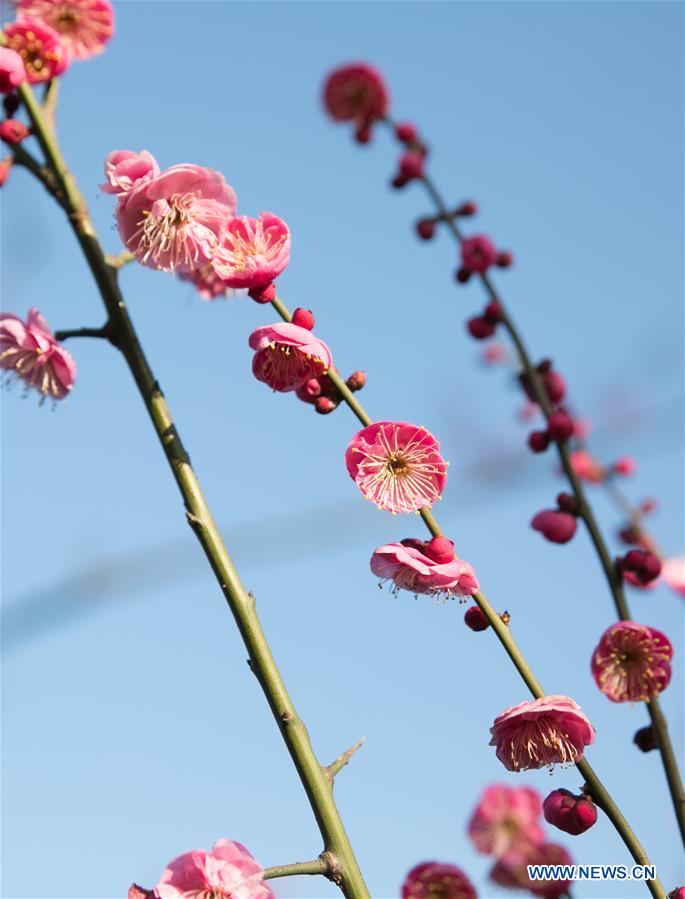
<box><xmin>55</xmin><ymin>325</ymin><xmax>110</xmax><ymax>341</ymax></box>
<box><xmin>267</xmin><ymin>294</ymin><xmax>665</xmax><ymax>891</ymax></box>
<box><xmin>327</xmin><ymin>737</ymin><xmax>366</xmax><ymax>781</ymax></box>
<box><xmin>263</xmin><ymin>858</ymin><xmax>330</xmax><ymax>880</ymax></box>
<box><xmin>397</xmin><ymin>137</ymin><xmax>685</xmax><ymax>846</ymax></box>
<box><xmin>18</xmin><ymin>83</ymin><xmax>370</xmax><ymax>899</ymax></box>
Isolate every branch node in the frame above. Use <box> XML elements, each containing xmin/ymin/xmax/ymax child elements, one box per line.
<box><xmin>319</xmin><ymin>850</ymin><xmax>343</xmax><ymax>885</ymax></box>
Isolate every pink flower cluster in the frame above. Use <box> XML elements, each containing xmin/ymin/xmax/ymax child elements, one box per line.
<box><xmin>370</xmin><ymin>536</ymin><xmax>478</xmax><ymax>601</ymax></box>
<box><xmin>103</xmin><ymin>151</ymin><xmax>291</xmax><ymax>299</ymax></box>
<box><xmin>0</xmin><ymin>307</ymin><xmax>76</xmax><ymax>400</ymax></box>
<box><xmin>129</xmin><ymin>839</ymin><xmax>274</xmax><ymax>899</ymax></box>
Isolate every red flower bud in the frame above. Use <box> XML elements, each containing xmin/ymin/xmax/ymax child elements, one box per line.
<box><xmin>3</xmin><ymin>94</ymin><xmax>20</xmax><ymax>118</ymax></box>
<box><xmin>547</xmin><ymin>410</ymin><xmax>574</xmax><ymax>442</ymax></box>
<box><xmin>315</xmin><ymin>396</ymin><xmax>338</xmax><ymax>414</ymax></box>
<box><xmin>556</xmin><ymin>492</ymin><xmax>579</xmax><ymax>515</ymax></box>
<box><xmin>543</xmin><ymin>789</ymin><xmax>597</xmax><ymax>835</ymax></box>
<box><xmin>455</xmin><ymin>267</ymin><xmax>471</xmax><ymax>284</ymax></box>
<box><xmin>531</xmin><ymin>509</ymin><xmax>577</xmax><ymax>544</ymax></box>
<box><xmin>398</xmin><ymin>151</ymin><xmax>425</xmax><ymax>181</ymax></box>
<box><xmin>543</xmin><ymin>370</ymin><xmax>566</xmax><ymax>405</ymax></box>
<box><xmin>0</xmin><ymin>119</ymin><xmax>29</xmax><ymax>145</ymax></box>
<box><xmin>612</xmin><ymin>456</ymin><xmax>637</xmax><ymax>476</ymax></box>
<box><xmin>424</xmin><ymin>535</ymin><xmax>455</xmax><ymax>564</ymax></box>
<box><xmin>247</xmin><ymin>282</ymin><xmax>276</xmax><ymax>304</ymax></box>
<box><xmin>467</xmin><ymin>316</ymin><xmax>496</xmax><ymax>340</ymax></box>
<box><xmin>395</xmin><ymin>121</ymin><xmax>418</xmax><ymax>143</ymax></box>
<box><xmin>346</xmin><ymin>370</ymin><xmax>367</xmax><ymax>391</ymax></box>
<box><xmin>496</xmin><ymin>250</ymin><xmax>514</xmax><ymax>268</ymax></box>
<box><xmin>484</xmin><ymin>301</ymin><xmax>502</xmax><ymax>321</ymax></box>
<box><xmin>391</xmin><ymin>173</ymin><xmax>410</xmax><ymax>190</ymax></box>
<box><xmin>355</xmin><ymin>125</ymin><xmax>372</xmax><ymax>144</ymax></box>
<box><xmin>292</xmin><ymin>307</ymin><xmax>315</xmax><ymax>330</ymax></box>
<box><xmin>464</xmin><ymin>605</ymin><xmax>489</xmax><ymax>631</ymax></box>
<box><xmin>416</xmin><ymin>217</ymin><xmax>436</xmax><ymax>240</ymax></box>
<box><xmin>454</xmin><ymin>200</ymin><xmax>478</xmax><ymax>217</ymax></box>
<box><xmin>620</xmin><ymin>550</ymin><xmax>662</xmax><ymax>584</ymax></box>
<box><xmin>633</xmin><ymin>725</ymin><xmax>659</xmax><ymax>753</ymax></box>
<box><xmin>528</xmin><ymin>430</ymin><xmax>550</xmax><ymax>453</ymax></box>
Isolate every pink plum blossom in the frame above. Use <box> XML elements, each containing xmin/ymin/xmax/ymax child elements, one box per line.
<box><xmin>249</xmin><ymin>322</ymin><xmax>332</xmax><ymax>392</ymax></box>
<box><xmin>153</xmin><ymin>839</ymin><xmax>274</xmax><ymax>899</ymax></box>
<box><xmin>490</xmin><ymin>844</ymin><xmax>572</xmax><ymax>898</ymax></box>
<box><xmin>323</xmin><ymin>62</ymin><xmax>389</xmax><ymax>123</ymax></box>
<box><xmin>0</xmin><ymin>47</ymin><xmax>27</xmax><ymax>92</ymax></box>
<box><xmin>568</xmin><ymin>449</ymin><xmax>604</xmax><ymax>483</ymax></box>
<box><xmin>0</xmin><ymin>307</ymin><xmax>76</xmax><ymax>400</ymax></box>
<box><xmin>468</xmin><ymin>785</ymin><xmax>544</xmax><ymax>861</ymax></box>
<box><xmin>100</xmin><ymin>149</ymin><xmax>159</xmax><ymax>201</ymax></box>
<box><xmin>371</xmin><ymin>539</ymin><xmax>478</xmax><ymax>600</ymax></box>
<box><xmin>177</xmin><ymin>262</ymin><xmax>232</xmax><ymax>300</ymax></box>
<box><xmin>4</xmin><ymin>21</ymin><xmax>68</xmax><ymax>83</ymax></box>
<box><xmin>116</xmin><ymin>163</ymin><xmax>237</xmax><ymax>273</ymax></box>
<box><xmin>489</xmin><ymin>695</ymin><xmax>595</xmax><ymax>772</ymax></box>
<box><xmin>460</xmin><ymin>235</ymin><xmax>498</xmax><ymax>274</ymax></box>
<box><xmin>17</xmin><ymin>0</ymin><xmax>114</xmax><ymax>60</ymax></box>
<box><xmin>591</xmin><ymin>621</ymin><xmax>672</xmax><ymax>703</ymax></box>
<box><xmin>212</xmin><ymin>212</ymin><xmax>290</xmax><ymax>290</ymax></box>
<box><xmin>345</xmin><ymin>421</ymin><xmax>448</xmax><ymax>514</ymax></box>
<box><xmin>401</xmin><ymin>862</ymin><xmax>477</xmax><ymax>899</ymax></box>
<box><xmin>662</xmin><ymin>556</ymin><xmax>685</xmax><ymax>596</ymax></box>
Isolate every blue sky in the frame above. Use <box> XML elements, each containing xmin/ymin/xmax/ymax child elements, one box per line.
<box><xmin>1</xmin><ymin>2</ymin><xmax>683</xmax><ymax>897</ymax></box>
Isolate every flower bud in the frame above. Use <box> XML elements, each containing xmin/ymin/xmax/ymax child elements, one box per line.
<box><xmin>0</xmin><ymin>118</ymin><xmax>29</xmax><ymax>145</ymax></box>
<box><xmin>496</xmin><ymin>250</ymin><xmax>514</xmax><ymax>268</ymax></box>
<box><xmin>3</xmin><ymin>94</ymin><xmax>20</xmax><ymax>117</ymax></box>
<box><xmin>543</xmin><ymin>370</ymin><xmax>566</xmax><ymax>405</ymax></box>
<box><xmin>391</xmin><ymin>173</ymin><xmax>410</xmax><ymax>190</ymax></box>
<box><xmin>424</xmin><ymin>535</ymin><xmax>455</xmax><ymax>564</ymax></box>
<box><xmin>455</xmin><ymin>267</ymin><xmax>471</xmax><ymax>284</ymax></box>
<box><xmin>531</xmin><ymin>509</ymin><xmax>577</xmax><ymax>544</ymax></box>
<box><xmin>395</xmin><ymin>121</ymin><xmax>418</xmax><ymax>143</ymax></box>
<box><xmin>296</xmin><ymin>377</ymin><xmax>322</xmax><ymax>403</ymax></box>
<box><xmin>484</xmin><ymin>301</ymin><xmax>502</xmax><ymax>320</ymax></box>
<box><xmin>346</xmin><ymin>370</ymin><xmax>367</xmax><ymax>391</ymax></box>
<box><xmin>467</xmin><ymin>316</ymin><xmax>496</xmax><ymax>340</ymax></box>
<box><xmin>633</xmin><ymin>725</ymin><xmax>658</xmax><ymax>753</ymax></box>
<box><xmin>620</xmin><ymin>550</ymin><xmax>662</xmax><ymax>584</ymax></box>
<box><xmin>355</xmin><ymin>125</ymin><xmax>371</xmax><ymax>144</ymax></box>
<box><xmin>464</xmin><ymin>605</ymin><xmax>489</xmax><ymax>631</ymax></box>
<box><xmin>315</xmin><ymin>396</ymin><xmax>338</xmax><ymax>414</ymax></box>
<box><xmin>668</xmin><ymin>889</ymin><xmax>685</xmax><ymax>899</ymax></box>
<box><xmin>416</xmin><ymin>217</ymin><xmax>436</xmax><ymax>240</ymax></box>
<box><xmin>454</xmin><ymin>200</ymin><xmax>478</xmax><ymax>217</ymax></box>
<box><xmin>547</xmin><ymin>410</ymin><xmax>574</xmax><ymax>442</ymax></box>
<box><xmin>556</xmin><ymin>492</ymin><xmax>579</xmax><ymax>514</ymax></box>
<box><xmin>528</xmin><ymin>430</ymin><xmax>550</xmax><ymax>453</ymax></box>
<box><xmin>292</xmin><ymin>307</ymin><xmax>315</xmax><ymax>330</ymax></box>
<box><xmin>543</xmin><ymin>789</ymin><xmax>597</xmax><ymax>835</ymax></box>
<box><xmin>613</xmin><ymin>456</ymin><xmax>637</xmax><ymax>476</ymax></box>
<box><xmin>247</xmin><ymin>283</ymin><xmax>276</xmax><ymax>304</ymax></box>
<box><xmin>398</xmin><ymin>151</ymin><xmax>425</xmax><ymax>181</ymax></box>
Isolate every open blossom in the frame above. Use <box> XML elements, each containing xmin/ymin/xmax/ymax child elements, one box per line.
<box><xmin>0</xmin><ymin>47</ymin><xmax>27</xmax><ymax>92</ymax></box>
<box><xmin>461</xmin><ymin>235</ymin><xmax>498</xmax><ymax>274</ymax></box>
<box><xmin>17</xmin><ymin>0</ymin><xmax>114</xmax><ymax>60</ymax></box>
<box><xmin>371</xmin><ymin>539</ymin><xmax>478</xmax><ymax>599</ymax></box>
<box><xmin>101</xmin><ymin>149</ymin><xmax>159</xmax><ymax>201</ymax></box>
<box><xmin>591</xmin><ymin>621</ymin><xmax>672</xmax><ymax>703</ymax></box>
<box><xmin>116</xmin><ymin>163</ymin><xmax>237</xmax><ymax>273</ymax></box>
<box><xmin>468</xmin><ymin>785</ymin><xmax>544</xmax><ymax>861</ymax></box>
<box><xmin>345</xmin><ymin>421</ymin><xmax>448</xmax><ymax>514</ymax></box>
<box><xmin>490</xmin><ymin>844</ymin><xmax>572</xmax><ymax>898</ymax></box>
<box><xmin>4</xmin><ymin>21</ymin><xmax>68</xmax><ymax>83</ymax></box>
<box><xmin>152</xmin><ymin>839</ymin><xmax>274</xmax><ymax>899</ymax></box>
<box><xmin>212</xmin><ymin>212</ymin><xmax>290</xmax><ymax>290</ymax></box>
<box><xmin>0</xmin><ymin>307</ymin><xmax>76</xmax><ymax>400</ymax></box>
<box><xmin>401</xmin><ymin>862</ymin><xmax>477</xmax><ymax>899</ymax></box>
<box><xmin>662</xmin><ymin>556</ymin><xmax>685</xmax><ymax>596</ymax></box>
<box><xmin>249</xmin><ymin>322</ymin><xmax>332</xmax><ymax>392</ymax></box>
<box><xmin>323</xmin><ymin>62</ymin><xmax>389</xmax><ymax>123</ymax></box>
<box><xmin>489</xmin><ymin>695</ymin><xmax>595</xmax><ymax>772</ymax></box>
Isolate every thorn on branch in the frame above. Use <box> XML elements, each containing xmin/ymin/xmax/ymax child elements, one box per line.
<box><xmin>325</xmin><ymin>736</ymin><xmax>366</xmax><ymax>782</ymax></box>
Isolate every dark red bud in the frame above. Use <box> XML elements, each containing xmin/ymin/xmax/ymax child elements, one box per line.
<box><xmin>464</xmin><ymin>605</ymin><xmax>489</xmax><ymax>631</ymax></box>
<box><xmin>424</xmin><ymin>536</ymin><xmax>455</xmax><ymax>564</ymax></box>
<box><xmin>398</xmin><ymin>151</ymin><xmax>425</xmax><ymax>181</ymax></box>
<box><xmin>454</xmin><ymin>200</ymin><xmax>478</xmax><ymax>217</ymax></box>
<box><xmin>247</xmin><ymin>282</ymin><xmax>276</xmax><ymax>304</ymax></box>
<box><xmin>346</xmin><ymin>370</ymin><xmax>367</xmax><ymax>391</ymax></box>
<box><xmin>620</xmin><ymin>549</ymin><xmax>662</xmax><ymax>583</ymax></box>
<box><xmin>633</xmin><ymin>725</ymin><xmax>659</xmax><ymax>753</ymax></box>
<box><xmin>556</xmin><ymin>492</ymin><xmax>579</xmax><ymax>514</ymax></box>
<box><xmin>543</xmin><ymin>789</ymin><xmax>597</xmax><ymax>836</ymax></box>
<box><xmin>484</xmin><ymin>301</ymin><xmax>502</xmax><ymax>321</ymax></box>
<box><xmin>467</xmin><ymin>316</ymin><xmax>496</xmax><ymax>340</ymax></box>
<box><xmin>531</xmin><ymin>509</ymin><xmax>577</xmax><ymax>544</ymax></box>
<box><xmin>315</xmin><ymin>396</ymin><xmax>338</xmax><ymax>414</ymax></box>
<box><xmin>547</xmin><ymin>410</ymin><xmax>575</xmax><ymax>442</ymax></box>
<box><xmin>354</xmin><ymin>125</ymin><xmax>372</xmax><ymax>144</ymax></box>
<box><xmin>455</xmin><ymin>267</ymin><xmax>471</xmax><ymax>284</ymax></box>
<box><xmin>395</xmin><ymin>121</ymin><xmax>418</xmax><ymax>143</ymax></box>
<box><xmin>544</xmin><ymin>371</ymin><xmax>566</xmax><ymax>405</ymax></box>
<box><xmin>3</xmin><ymin>94</ymin><xmax>20</xmax><ymax>117</ymax></box>
<box><xmin>416</xmin><ymin>217</ymin><xmax>436</xmax><ymax>240</ymax></box>
<box><xmin>391</xmin><ymin>173</ymin><xmax>410</xmax><ymax>189</ymax></box>
<box><xmin>618</xmin><ymin>526</ymin><xmax>641</xmax><ymax>546</ymax></box>
<box><xmin>496</xmin><ymin>250</ymin><xmax>514</xmax><ymax>268</ymax></box>
<box><xmin>528</xmin><ymin>430</ymin><xmax>550</xmax><ymax>453</ymax></box>
<box><xmin>292</xmin><ymin>307</ymin><xmax>315</xmax><ymax>330</ymax></box>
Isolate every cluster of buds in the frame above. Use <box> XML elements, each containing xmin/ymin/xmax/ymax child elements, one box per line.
<box><xmin>415</xmin><ymin>200</ymin><xmax>478</xmax><ymax>241</ymax></box>
<box><xmin>296</xmin><ymin>368</ymin><xmax>366</xmax><ymax>415</ymax></box>
<box><xmin>617</xmin><ymin>549</ymin><xmax>662</xmax><ymax>587</ymax></box>
<box><xmin>531</xmin><ymin>493</ymin><xmax>579</xmax><ymax>544</ymax></box>
<box><xmin>528</xmin><ymin>408</ymin><xmax>575</xmax><ymax>453</ymax></box>
<box><xmin>456</xmin><ymin>234</ymin><xmax>513</xmax><ymax>283</ymax></box>
<box><xmin>519</xmin><ymin>358</ymin><xmax>567</xmax><ymax>407</ymax></box>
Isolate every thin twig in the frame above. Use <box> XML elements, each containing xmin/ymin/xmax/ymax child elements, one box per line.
<box><xmin>263</xmin><ymin>858</ymin><xmax>330</xmax><ymax>880</ymax></box>
<box><xmin>326</xmin><ymin>738</ymin><xmax>366</xmax><ymax>781</ymax></box>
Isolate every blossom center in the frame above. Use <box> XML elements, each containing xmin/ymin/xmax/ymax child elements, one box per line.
<box><xmin>56</xmin><ymin>5</ymin><xmax>79</xmax><ymax>30</ymax></box>
<box><xmin>509</xmin><ymin>715</ymin><xmax>577</xmax><ymax>771</ymax></box>
<box><xmin>133</xmin><ymin>195</ymin><xmax>208</xmax><ymax>270</ymax></box>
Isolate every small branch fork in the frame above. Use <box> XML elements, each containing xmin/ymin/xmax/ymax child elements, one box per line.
<box><xmin>326</xmin><ymin>737</ymin><xmax>366</xmax><ymax>783</ymax></box>
<box><xmin>16</xmin><ymin>83</ymin><xmax>371</xmax><ymax>899</ymax></box>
